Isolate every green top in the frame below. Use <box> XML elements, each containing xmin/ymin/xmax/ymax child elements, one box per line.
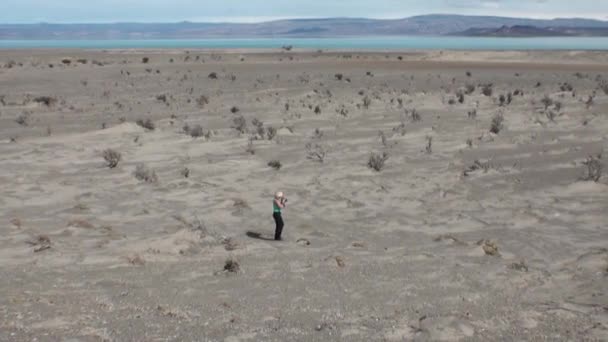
<box><xmin>273</xmin><ymin>200</ymin><xmax>282</xmax><ymax>213</ymax></box>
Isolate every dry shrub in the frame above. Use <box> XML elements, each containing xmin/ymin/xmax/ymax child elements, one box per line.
<box><xmin>103</xmin><ymin>148</ymin><xmax>121</xmax><ymax>168</ymax></box>
<box><xmin>362</xmin><ymin>95</ymin><xmax>372</xmax><ymax>109</ymax></box>
<box><xmin>222</xmin><ymin>237</ymin><xmax>239</xmax><ymax>251</ymax></box>
<box><xmin>335</xmin><ymin>256</ymin><xmax>345</xmax><ymax>267</ymax></box>
<box><xmin>268</xmin><ymin>160</ymin><xmax>282</xmax><ymax>170</ymax></box>
<box><xmin>481</xmin><ymin>84</ymin><xmax>493</xmax><ymax>97</ymax></box>
<box><xmin>188</xmin><ymin>124</ymin><xmax>205</xmax><ymax>138</ymax></box>
<box><xmin>141</xmin><ymin>57</ymin><xmax>149</xmax><ymax>64</ymax></box>
<box><xmin>368</xmin><ymin>152</ymin><xmax>389</xmax><ymax>172</ymax></box>
<box><xmin>127</xmin><ymin>254</ymin><xmax>145</xmax><ymax>266</ymax></box>
<box><xmin>232</xmin><ymin>115</ymin><xmax>247</xmax><ymax>134</ymax></box>
<box><xmin>541</xmin><ymin>95</ymin><xmax>553</xmax><ymax>110</ymax></box>
<box><xmin>10</xmin><ymin>218</ymin><xmax>22</xmax><ymax>228</ymax></box>
<box><xmin>266</xmin><ymin>126</ymin><xmax>277</xmax><ymax>140</ymax></box>
<box><xmin>134</xmin><ymin>164</ymin><xmax>158</xmax><ymax>183</ymax></box>
<box><xmin>478</xmin><ymin>239</ymin><xmax>500</xmax><ymax>256</ymax></box>
<box><xmin>26</xmin><ymin>235</ymin><xmax>51</xmax><ymax>252</ymax></box>
<box><xmin>181</xmin><ymin>167</ymin><xmax>190</xmax><ymax>178</ymax></box>
<box><xmin>33</xmin><ymin>96</ymin><xmax>57</xmax><ymax>106</ymax></box>
<box><xmin>425</xmin><ymin>136</ymin><xmax>433</xmax><ymax>154</ymax></box>
<box><xmin>582</xmin><ymin>155</ymin><xmax>602</xmax><ymax>182</ymax></box>
<box><xmin>463</xmin><ymin>159</ymin><xmax>492</xmax><ymax>176</ymax></box>
<box><xmin>490</xmin><ymin>114</ymin><xmax>504</xmax><ymax>134</ymax></box>
<box><xmin>136</xmin><ymin>118</ymin><xmax>155</xmax><ymax>130</ymax></box>
<box><xmin>68</xmin><ymin>219</ymin><xmax>95</xmax><ymax>229</ymax></box>
<box><xmin>246</xmin><ymin>137</ymin><xmax>255</xmax><ymax>155</ymax></box>
<box><xmin>410</xmin><ymin>109</ymin><xmax>421</xmax><ymax>122</ymax></box>
<box><xmin>306</xmin><ymin>143</ymin><xmax>327</xmax><ymax>163</ymax></box>
<box><xmin>208</xmin><ymin>72</ymin><xmax>218</xmax><ymax>79</ymax></box>
<box><xmin>196</xmin><ymin>95</ymin><xmax>209</xmax><ymax>107</ymax></box>
<box><xmin>224</xmin><ymin>257</ymin><xmax>240</xmax><ymax>273</ymax></box>
<box><xmin>599</xmin><ymin>81</ymin><xmax>608</xmax><ymax>95</ymax></box>
<box><xmin>15</xmin><ymin>113</ymin><xmax>28</xmax><ymax>126</ymax></box>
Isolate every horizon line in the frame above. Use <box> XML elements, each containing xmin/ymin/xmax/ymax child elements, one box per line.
<box><xmin>2</xmin><ymin>13</ymin><xmax>608</xmax><ymax>25</ymax></box>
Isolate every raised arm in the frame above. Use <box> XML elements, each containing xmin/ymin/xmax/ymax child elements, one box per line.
<box><xmin>274</xmin><ymin>198</ymin><xmax>285</xmax><ymax>209</ymax></box>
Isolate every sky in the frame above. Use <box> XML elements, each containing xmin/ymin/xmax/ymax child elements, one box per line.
<box><xmin>3</xmin><ymin>0</ymin><xmax>608</xmax><ymax>23</ymax></box>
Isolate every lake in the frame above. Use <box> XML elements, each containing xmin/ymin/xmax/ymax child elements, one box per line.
<box><xmin>1</xmin><ymin>36</ymin><xmax>608</xmax><ymax>50</ymax></box>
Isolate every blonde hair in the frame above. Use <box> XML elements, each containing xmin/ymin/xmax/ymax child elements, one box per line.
<box><xmin>275</xmin><ymin>191</ymin><xmax>284</xmax><ymax>199</ymax></box>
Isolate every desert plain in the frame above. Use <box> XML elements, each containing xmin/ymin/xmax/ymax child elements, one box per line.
<box><xmin>0</xmin><ymin>49</ymin><xmax>607</xmax><ymax>341</ymax></box>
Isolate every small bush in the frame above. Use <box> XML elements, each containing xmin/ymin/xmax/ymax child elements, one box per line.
<box><xmin>465</xmin><ymin>84</ymin><xmax>476</xmax><ymax>95</ymax></box>
<box><xmin>208</xmin><ymin>72</ymin><xmax>218</xmax><ymax>79</ymax></box>
<box><xmin>582</xmin><ymin>155</ymin><xmax>602</xmax><ymax>182</ymax></box>
<box><xmin>230</xmin><ymin>106</ymin><xmax>239</xmax><ymax>114</ymax></box>
<box><xmin>334</xmin><ymin>73</ymin><xmax>343</xmax><ymax>81</ymax></box>
<box><xmin>15</xmin><ymin>114</ymin><xmax>28</xmax><ymax>126</ymax></box>
<box><xmin>196</xmin><ymin>95</ymin><xmax>209</xmax><ymax>107</ymax></box>
<box><xmin>266</xmin><ymin>126</ymin><xmax>277</xmax><ymax>140</ymax></box>
<box><xmin>306</xmin><ymin>143</ymin><xmax>327</xmax><ymax>163</ymax></box>
<box><xmin>232</xmin><ymin>115</ymin><xmax>247</xmax><ymax>134</ymax></box>
<box><xmin>33</xmin><ymin>96</ymin><xmax>57</xmax><ymax>106</ymax></box>
<box><xmin>181</xmin><ymin>167</ymin><xmax>190</xmax><ymax>178</ymax></box>
<box><xmin>136</xmin><ymin>118</ymin><xmax>155</xmax><ymax>130</ymax></box>
<box><xmin>246</xmin><ymin>138</ymin><xmax>255</xmax><ymax>155</ymax></box>
<box><xmin>410</xmin><ymin>109</ymin><xmax>421</xmax><ymax>122</ymax></box>
<box><xmin>490</xmin><ymin>114</ymin><xmax>504</xmax><ymax>134</ymax></box>
<box><xmin>368</xmin><ymin>152</ymin><xmax>389</xmax><ymax>172</ymax></box>
<box><xmin>599</xmin><ymin>81</ymin><xmax>608</xmax><ymax>95</ymax></box>
<box><xmin>362</xmin><ymin>96</ymin><xmax>372</xmax><ymax>109</ymax></box>
<box><xmin>142</xmin><ymin>57</ymin><xmax>149</xmax><ymax>64</ymax></box>
<box><xmin>314</xmin><ymin>105</ymin><xmax>321</xmax><ymax>114</ymax></box>
<box><xmin>541</xmin><ymin>95</ymin><xmax>553</xmax><ymax>110</ymax></box>
<box><xmin>425</xmin><ymin>136</ymin><xmax>433</xmax><ymax>154</ymax></box>
<box><xmin>482</xmin><ymin>84</ymin><xmax>493</xmax><ymax>97</ymax></box>
<box><xmin>268</xmin><ymin>160</ymin><xmax>282</xmax><ymax>170</ymax></box>
<box><xmin>224</xmin><ymin>257</ymin><xmax>240</xmax><ymax>273</ymax></box>
<box><xmin>134</xmin><ymin>164</ymin><xmax>158</xmax><ymax>183</ymax></box>
<box><xmin>313</xmin><ymin>128</ymin><xmax>324</xmax><ymax>139</ymax></box>
<box><xmin>457</xmin><ymin>91</ymin><xmax>465</xmax><ymax>104</ymax></box>
<box><xmin>103</xmin><ymin>149</ymin><xmax>121</xmax><ymax>168</ymax></box>
<box><xmin>189</xmin><ymin>124</ymin><xmax>204</xmax><ymax>138</ymax></box>
<box><xmin>467</xmin><ymin>109</ymin><xmax>477</xmax><ymax>119</ymax></box>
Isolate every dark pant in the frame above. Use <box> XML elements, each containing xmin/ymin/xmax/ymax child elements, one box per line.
<box><xmin>273</xmin><ymin>212</ymin><xmax>284</xmax><ymax>240</ymax></box>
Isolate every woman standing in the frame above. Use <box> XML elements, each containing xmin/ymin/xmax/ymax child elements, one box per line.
<box><xmin>273</xmin><ymin>191</ymin><xmax>287</xmax><ymax>240</ymax></box>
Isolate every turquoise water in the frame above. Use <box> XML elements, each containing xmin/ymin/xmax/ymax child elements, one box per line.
<box><xmin>1</xmin><ymin>36</ymin><xmax>608</xmax><ymax>50</ymax></box>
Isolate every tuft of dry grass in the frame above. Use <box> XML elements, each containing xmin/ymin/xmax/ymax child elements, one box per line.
<box><xmin>490</xmin><ymin>114</ymin><xmax>504</xmax><ymax>134</ymax></box>
<box><xmin>306</xmin><ymin>143</ymin><xmax>327</xmax><ymax>163</ymax></box>
<box><xmin>368</xmin><ymin>152</ymin><xmax>389</xmax><ymax>172</ymax></box>
<box><xmin>581</xmin><ymin>154</ymin><xmax>603</xmax><ymax>182</ymax></box>
<box><xmin>136</xmin><ymin>118</ymin><xmax>155</xmax><ymax>130</ymax></box>
<box><xmin>224</xmin><ymin>257</ymin><xmax>240</xmax><ymax>273</ymax></box>
<box><xmin>103</xmin><ymin>148</ymin><xmax>121</xmax><ymax>168</ymax></box>
<box><xmin>268</xmin><ymin>160</ymin><xmax>282</xmax><ymax>170</ymax></box>
<box><xmin>127</xmin><ymin>254</ymin><xmax>145</xmax><ymax>266</ymax></box>
<box><xmin>134</xmin><ymin>164</ymin><xmax>158</xmax><ymax>183</ymax></box>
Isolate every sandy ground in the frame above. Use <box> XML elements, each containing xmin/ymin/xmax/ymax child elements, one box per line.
<box><xmin>0</xmin><ymin>49</ymin><xmax>607</xmax><ymax>341</ymax></box>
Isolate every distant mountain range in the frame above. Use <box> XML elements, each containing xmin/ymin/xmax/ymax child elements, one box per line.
<box><xmin>455</xmin><ymin>25</ymin><xmax>608</xmax><ymax>37</ymax></box>
<box><xmin>2</xmin><ymin>15</ymin><xmax>608</xmax><ymax>39</ymax></box>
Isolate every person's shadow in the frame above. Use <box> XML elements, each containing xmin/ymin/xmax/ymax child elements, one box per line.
<box><xmin>246</xmin><ymin>231</ymin><xmax>275</xmax><ymax>241</ymax></box>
